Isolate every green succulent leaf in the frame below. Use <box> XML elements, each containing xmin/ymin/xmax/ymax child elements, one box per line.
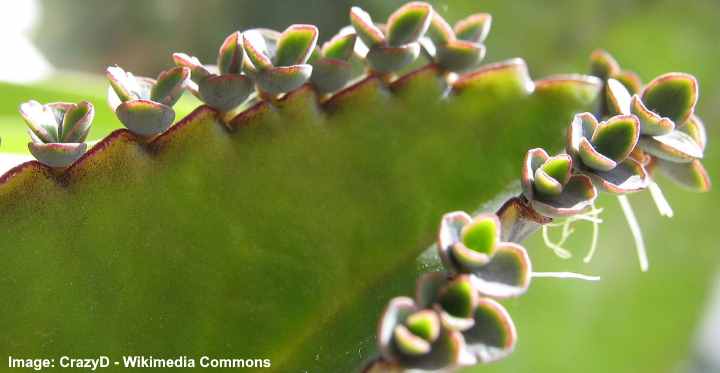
<box><xmin>462</xmin><ymin>298</ymin><xmax>516</xmax><ymax>364</ymax></box>
<box><xmin>589</xmin><ymin>49</ymin><xmax>620</xmax><ymax>80</ymax></box>
<box><xmin>533</xmin><ymin>168</ymin><xmax>563</xmax><ymax>196</ymax></box>
<box><xmin>60</xmin><ymin>101</ymin><xmax>94</xmax><ymax>143</ymax></box>
<box><xmin>27</xmin><ymin>142</ymin><xmax>87</xmax><ymax>168</ymax></box>
<box><xmin>425</xmin><ymin>12</ymin><xmax>454</xmax><ymax>45</ymax></box>
<box><xmin>115</xmin><ymin>99</ymin><xmax>175</xmax><ymax>137</ymax></box>
<box><xmin>639</xmin><ymin>130</ymin><xmax>704</xmax><ymax>162</ymax></box>
<box><xmin>679</xmin><ymin>114</ymin><xmax>706</xmax><ymax>151</ymax></box>
<box><xmin>198</xmin><ymin>74</ymin><xmax>254</xmax><ymax>112</ymax></box>
<box><xmin>19</xmin><ymin>100</ymin><xmax>60</xmax><ymax>143</ymax></box>
<box><xmin>614</xmin><ymin>70</ymin><xmax>642</xmax><ymax>94</ymax></box>
<box><xmin>630</xmin><ymin>94</ymin><xmax>674</xmax><ymax>136</ymax></box>
<box><xmin>436</xmin><ymin>39</ymin><xmax>486</xmax><ymax>72</ymax></box>
<box><xmin>274</xmin><ymin>24</ymin><xmax>319</xmax><ymax>67</ymax></box>
<box><xmin>217</xmin><ymin>31</ymin><xmax>244</xmax><ymax>75</ymax></box>
<box><xmin>641</xmin><ymin>73</ymin><xmax>698</xmax><ymax>124</ymax></box>
<box><xmin>541</xmin><ymin>155</ymin><xmax>572</xmax><ymax>185</ymax></box>
<box><xmin>590</xmin><ymin>114</ymin><xmax>639</xmax><ymax>163</ymax></box>
<box><xmin>366</xmin><ymin>43</ymin><xmax>421</xmax><ymax>73</ymax></box>
<box><xmin>243</xmin><ymin>29</ymin><xmax>275</xmax><ymax>71</ymax></box>
<box><xmin>579</xmin><ymin>137</ymin><xmax>617</xmax><ymax>172</ymax></box>
<box><xmin>438</xmin><ymin>276</ymin><xmax>477</xmax><ymax>320</ymax></box>
<box><xmin>655</xmin><ymin>158</ymin><xmax>711</xmax><ymax>192</ymax></box>
<box><xmin>454</xmin><ymin>13</ymin><xmax>492</xmax><ymax>43</ymax></box>
<box><xmin>378</xmin><ymin>297</ymin><xmax>417</xmax><ymax>361</ymax></box>
<box><xmin>521</xmin><ymin>147</ymin><xmax>550</xmax><ymax>200</ymax></box>
<box><xmin>605</xmin><ymin>78</ymin><xmax>631</xmax><ymax>115</ymax></box>
<box><xmin>321</xmin><ymin>32</ymin><xmax>357</xmax><ymax>61</ymax></box>
<box><xmin>350</xmin><ymin>6</ymin><xmax>386</xmax><ymax>48</ymax></box>
<box><xmin>394</xmin><ymin>324</ymin><xmax>432</xmax><ymax>355</ymax></box>
<box><xmin>310</xmin><ymin>59</ymin><xmax>354</xmax><ymax>94</ymax></box>
<box><xmin>255</xmin><ymin>65</ymin><xmax>313</xmax><ymax>95</ymax></box>
<box><xmin>172</xmin><ymin>52</ymin><xmax>212</xmax><ymax>83</ymax></box>
<box><xmin>106</xmin><ymin>66</ymin><xmax>144</xmax><ymax>102</ymax></box>
<box><xmin>386</xmin><ymin>2</ymin><xmax>433</xmax><ymax>47</ymax></box>
<box><xmin>461</xmin><ymin>214</ymin><xmax>500</xmax><ymax>256</ymax></box>
<box><xmin>405</xmin><ymin>310</ymin><xmax>441</xmax><ymax>342</ymax></box>
<box><xmin>585</xmin><ymin>158</ymin><xmax>648</xmax><ymax>193</ymax></box>
<box><xmin>469</xmin><ymin>243</ymin><xmax>531</xmax><ymax>298</ymax></box>
<box><xmin>150</xmin><ymin>67</ymin><xmax>190</xmax><ymax>107</ymax></box>
<box><xmin>530</xmin><ymin>174</ymin><xmax>597</xmax><ymax>218</ymax></box>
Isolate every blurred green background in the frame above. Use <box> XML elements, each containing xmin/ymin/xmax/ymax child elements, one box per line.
<box><xmin>1</xmin><ymin>0</ymin><xmax>718</xmax><ymax>372</ymax></box>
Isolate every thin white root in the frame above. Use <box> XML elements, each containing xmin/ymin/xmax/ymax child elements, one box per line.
<box><xmin>583</xmin><ymin>202</ymin><xmax>601</xmax><ymax>263</ymax></box>
<box><xmin>532</xmin><ymin>272</ymin><xmax>601</xmax><ymax>281</ymax></box>
<box><xmin>648</xmin><ymin>180</ymin><xmax>674</xmax><ymax>218</ymax></box>
<box><xmin>542</xmin><ymin>206</ymin><xmax>606</xmax><ymax>260</ymax></box>
<box><xmin>542</xmin><ymin>224</ymin><xmax>573</xmax><ymax>259</ymax></box>
<box><xmin>618</xmin><ymin>195</ymin><xmax>649</xmax><ymax>272</ymax></box>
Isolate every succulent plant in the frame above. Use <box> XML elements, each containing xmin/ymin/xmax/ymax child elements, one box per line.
<box><xmin>600</xmin><ymin>66</ymin><xmax>710</xmax><ymax>193</ymax></box>
<box><xmin>415</xmin><ymin>273</ymin><xmax>517</xmax><ymax>364</ymax></box>
<box><xmin>521</xmin><ymin>148</ymin><xmax>597</xmax><ymax>218</ymax></box>
<box><xmin>19</xmin><ymin>100</ymin><xmax>94</xmax><ymax>167</ymax></box>
<box><xmin>567</xmin><ymin>112</ymin><xmax>648</xmax><ymax>193</ymax></box>
<box><xmin>350</xmin><ymin>2</ymin><xmax>432</xmax><ymax>74</ymax></box>
<box><xmin>421</xmin><ymin>12</ymin><xmax>491</xmax><ymax>72</ymax></box>
<box><xmin>437</xmin><ymin>212</ymin><xmax>531</xmax><ymax>298</ymax></box>
<box><xmin>371</xmin><ymin>297</ymin><xmax>464</xmax><ymax>371</ymax></box>
<box><xmin>106</xmin><ymin>65</ymin><xmax>189</xmax><ymax>137</ymax></box>
<box><xmin>308</xmin><ymin>30</ymin><xmax>358</xmax><ymax>95</ymax></box>
<box><xmin>365</xmin><ymin>272</ymin><xmax>517</xmax><ymax>372</ymax></box>
<box><xmin>242</xmin><ymin>25</ymin><xmax>318</xmax><ymax>96</ymax></box>
<box><xmin>173</xmin><ymin>32</ymin><xmax>254</xmax><ymax>112</ymax></box>
<box><xmin>632</xmin><ymin>74</ymin><xmax>704</xmax><ymax>158</ymax></box>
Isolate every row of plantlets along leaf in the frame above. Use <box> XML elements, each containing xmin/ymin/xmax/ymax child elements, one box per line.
<box><xmin>18</xmin><ymin>2</ymin><xmax>495</xmax><ymax>168</ymax></box>
<box><xmin>361</xmin><ymin>50</ymin><xmax>710</xmax><ymax>371</ymax></box>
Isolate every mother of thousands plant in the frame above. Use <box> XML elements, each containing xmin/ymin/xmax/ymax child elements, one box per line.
<box><xmin>3</xmin><ymin>2</ymin><xmax>710</xmax><ymax>373</ymax></box>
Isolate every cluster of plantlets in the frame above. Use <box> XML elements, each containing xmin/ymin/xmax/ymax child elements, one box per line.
<box><xmin>6</xmin><ymin>2</ymin><xmax>710</xmax><ymax>373</ymax></box>
<box><xmin>364</xmin><ymin>213</ymin><xmax>527</xmax><ymax>372</ymax></box>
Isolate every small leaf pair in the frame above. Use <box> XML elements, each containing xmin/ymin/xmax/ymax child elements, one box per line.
<box><xmin>173</xmin><ymin>32</ymin><xmax>254</xmax><ymax>112</ymax></box>
<box><xmin>606</xmin><ymin>71</ymin><xmax>709</xmax><ymax>191</ymax></box>
<box><xmin>632</xmin><ymin>74</ymin><xmax>703</xmax><ymax>160</ymax></box>
<box><xmin>369</xmin><ymin>297</ymin><xmax>463</xmax><ymax>371</ymax></box>
<box><xmin>350</xmin><ymin>2</ymin><xmax>432</xmax><ymax>73</ymax></box>
<box><xmin>650</xmin><ymin>115</ymin><xmax>711</xmax><ymax>192</ymax></box>
<box><xmin>416</xmin><ymin>273</ymin><xmax>517</xmax><ymax>365</ymax></box>
<box><xmin>242</xmin><ymin>25</ymin><xmax>318</xmax><ymax>95</ymax></box>
<box><xmin>567</xmin><ymin>112</ymin><xmax>648</xmax><ymax>193</ymax></box>
<box><xmin>367</xmin><ymin>275</ymin><xmax>516</xmax><ymax>371</ymax></box>
<box><xmin>106</xmin><ymin>66</ymin><xmax>189</xmax><ymax>137</ymax></box>
<box><xmin>308</xmin><ymin>29</ymin><xmax>358</xmax><ymax>94</ymax></box>
<box><xmin>19</xmin><ymin>100</ymin><xmax>94</xmax><ymax>167</ymax></box>
<box><xmin>521</xmin><ymin>148</ymin><xmax>597</xmax><ymax>218</ymax></box>
<box><xmin>421</xmin><ymin>12</ymin><xmax>491</xmax><ymax>72</ymax></box>
<box><xmin>437</xmin><ymin>212</ymin><xmax>531</xmax><ymax>298</ymax></box>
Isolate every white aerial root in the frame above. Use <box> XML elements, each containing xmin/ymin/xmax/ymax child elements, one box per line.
<box><xmin>648</xmin><ymin>179</ymin><xmax>674</xmax><ymax>218</ymax></box>
<box><xmin>582</xmin><ymin>202</ymin><xmax>601</xmax><ymax>263</ymax></box>
<box><xmin>617</xmin><ymin>195</ymin><xmax>649</xmax><ymax>272</ymax></box>
<box><xmin>542</xmin><ymin>205</ymin><xmax>604</xmax><ymax>261</ymax></box>
<box><xmin>532</xmin><ymin>272</ymin><xmax>601</xmax><ymax>281</ymax></box>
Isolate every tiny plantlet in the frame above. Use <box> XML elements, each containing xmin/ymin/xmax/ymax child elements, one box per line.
<box><xmin>1</xmin><ymin>2</ymin><xmax>710</xmax><ymax>372</ymax></box>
